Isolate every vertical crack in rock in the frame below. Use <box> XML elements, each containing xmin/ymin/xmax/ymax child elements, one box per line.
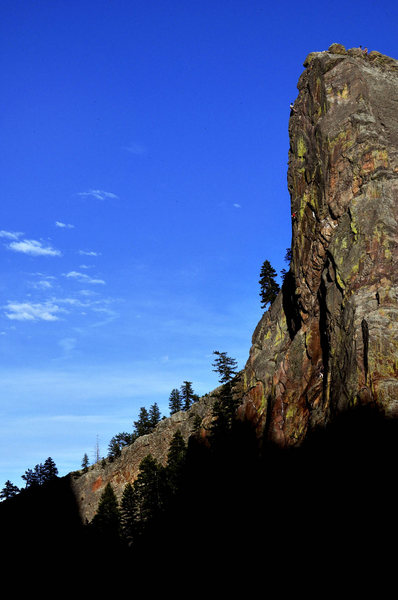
<box><xmin>362</xmin><ymin>318</ymin><xmax>369</xmax><ymax>384</ymax></box>
<box><xmin>71</xmin><ymin>46</ymin><xmax>398</xmax><ymax>522</ymax></box>
<box><xmin>240</xmin><ymin>45</ymin><xmax>398</xmax><ymax>443</ymax></box>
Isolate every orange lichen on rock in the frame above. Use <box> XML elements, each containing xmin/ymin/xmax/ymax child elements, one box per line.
<box><xmin>92</xmin><ymin>476</ymin><xmax>103</xmax><ymax>492</ymax></box>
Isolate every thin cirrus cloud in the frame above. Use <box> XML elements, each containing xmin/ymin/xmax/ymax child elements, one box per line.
<box><xmin>64</xmin><ymin>271</ymin><xmax>105</xmax><ymax>285</ymax></box>
<box><xmin>4</xmin><ymin>301</ymin><xmax>63</xmax><ymax>321</ymax></box>
<box><xmin>78</xmin><ymin>250</ymin><xmax>101</xmax><ymax>257</ymax></box>
<box><xmin>7</xmin><ymin>239</ymin><xmax>62</xmax><ymax>257</ymax></box>
<box><xmin>77</xmin><ymin>189</ymin><xmax>118</xmax><ymax>201</ymax></box>
<box><xmin>55</xmin><ymin>221</ymin><xmax>75</xmax><ymax>229</ymax></box>
<box><xmin>0</xmin><ymin>230</ymin><xmax>24</xmax><ymax>240</ymax></box>
<box><xmin>30</xmin><ymin>279</ymin><xmax>53</xmax><ymax>290</ymax></box>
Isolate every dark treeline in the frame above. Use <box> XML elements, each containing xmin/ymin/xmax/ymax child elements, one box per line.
<box><xmin>1</xmin><ymin>313</ymin><xmax>395</xmax><ymax>589</ymax></box>
<box><xmin>1</xmin><ymin>400</ymin><xmax>398</xmax><ymax>590</ymax></box>
<box><xmin>0</xmin><ymin>457</ymin><xmax>58</xmax><ymax>500</ymax></box>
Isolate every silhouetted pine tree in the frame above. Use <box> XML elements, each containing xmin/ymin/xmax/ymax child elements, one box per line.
<box><xmin>165</xmin><ymin>430</ymin><xmax>187</xmax><ymax>495</ymax></box>
<box><xmin>148</xmin><ymin>403</ymin><xmax>161</xmax><ymax>430</ymax></box>
<box><xmin>21</xmin><ymin>466</ymin><xmax>43</xmax><ymax>488</ymax></box>
<box><xmin>133</xmin><ymin>455</ymin><xmax>167</xmax><ymax>529</ymax></box>
<box><xmin>107</xmin><ymin>432</ymin><xmax>133</xmax><ymax>461</ymax></box>
<box><xmin>0</xmin><ymin>480</ymin><xmax>20</xmax><ymax>500</ymax></box>
<box><xmin>212</xmin><ymin>351</ymin><xmax>238</xmax><ymax>384</ymax></box>
<box><xmin>280</xmin><ymin>247</ymin><xmax>292</xmax><ymax>282</ymax></box>
<box><xmin>120</xmin><ymin>482</ymin><xmax>139</xmax><ymax>545</ymax></box>
<box><xmin>42</xmin><ymin>457</ymin><xmax>58</xmax><ymax>481</ymax></box>
<box><xmin>133</xmin><ymin>407</ymin><xmax>152</xmax><ymax>437</ymax></box>
<box><xmin>91</xmin><ymin>482</ymin><xmax>120</xmax><ymax>538</ymax></box>
<box><xmin>169</xmin><ymin>388</ymin><xmax>182</xmax><ymax>414</ymax></box>
<box><xmin>180</xmin><ymin>381</ymin><xmax>197</xmax><ymax>411</ymax></box>
<box><xmin>259</xmin><ymin>259</ymin><xmax>280</xmax><ymax>309</ymax></box>
<box><xmin>81</xmin><ymin>453</ymin><xmax>90</xmax><ymax>472</ymax></box>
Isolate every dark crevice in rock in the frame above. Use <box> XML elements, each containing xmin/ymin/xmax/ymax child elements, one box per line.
<box><xmin>318</xmin><ymin>265</ymin><xmax>331</xmax><ymax>393</ymax></box>
<box><xmin>281</xmin><ymin>269</ymin><xmax>301</xmax><ymax>340</ymax></box>
<box><xmin>361</xmin><ymin>318</ymin><xmax>369</xmax><ymax>384</ymax></box>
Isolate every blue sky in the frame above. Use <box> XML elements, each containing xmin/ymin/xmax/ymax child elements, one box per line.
<box><xmin>1</xmin><ymin>0</ymin><xmax>397</xmax><ymax>488</ymax></box>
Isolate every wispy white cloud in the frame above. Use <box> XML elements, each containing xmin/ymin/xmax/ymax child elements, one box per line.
<box><xmin>55</xmin><ymin>221</ymin><xmax>74</xmax><ymax>229</ymax></box>
<box><xmin>64</xmin><ymin>271</ymin><xmax>105</xmax><ymax>285</ymax></box>
<box><xmin>78</xmin><ymin>250</ymin><xmax>101</xmax><ymax>257</ymax></box>
<box><xmin>7</xmin><ymin>239</ymin><xmax>62</xmax><ymax>257</ymax></box>
<box><xmin>233</xmin><ymin>203</ymin><xmax>241</xmax><ymax>208</ymax></box>
<box><xmin>77</xmin><ymin>189</ymin><xmax>118</xmax><ymax>201</ymax></box>
<box><xmin>0</xmin><ymin>230</ymin><xmax>23</xmax><ymax>240</ymax></box>
<box><xmin>79</xmin><ymin>289</ymin><xmax>98</xmax><ymax>297</ymax></box>
<box><xmin>30</xmin><ymin>279</ymin><xmax>53</xmax><ymax>290</ymax></box>
<box><xmin>4</xmin><ymin>301</ymin><xmax>64</xmax><ymax>321</ymax></box>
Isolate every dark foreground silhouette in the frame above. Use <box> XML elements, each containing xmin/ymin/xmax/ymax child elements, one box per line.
<box><xmin>2</xmin><ymin>404</ymin><xmax>397</xmax><ymax>589</ymax></box>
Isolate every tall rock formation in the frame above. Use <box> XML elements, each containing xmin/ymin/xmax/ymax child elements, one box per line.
<box><xmin>240</xmin><ymin>44</ymin><xmax>398</xmax><ymax>446</ymax></box>
<box><xmin>69</xmin><ymin>45</ymin><xmax>398</xmax><ymax>523</ymax></box>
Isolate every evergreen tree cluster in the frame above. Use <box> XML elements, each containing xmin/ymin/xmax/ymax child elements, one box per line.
<box><xmin>104</xmin><ymin>383</ymin><xmax>199</xmax><ymax>462</ymax></box>
<box><xmin>21</xmin><ymin>457</ymin><xmax>58</xmax><ymax>488</ymax></box>
<box><xmin>168</xmin><ymin>381</ymin><xmax>199</xmax><ymax>415</ymax></box>
<box><xmin>91</xmin><ymin>430</ymin><xmax>188</xmax><ymax>548</ymax></box>
<box><xmin>0</xmin><ymin>480</ymin><xmax>20</xmax><ymax>501</ymax></box>
<box><xmin>88</xmin><ymin>376</ymin><xmax>251</xmax><ymax>560</ymax></box>
<box><xmin>1</xmin><ymin>457</ymin><xmax>58</xmax><ymax>501</ymax></box>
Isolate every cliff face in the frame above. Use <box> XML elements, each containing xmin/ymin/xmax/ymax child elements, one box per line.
<box><xmin>71</xmin><ymin>45</ymin><xmax>398</xmax><ymax>523</ymax></box>
<box><xmin>240</xmin><ymin>44</ymin><xmax>398</xmax><ymax>445</ymax></box>
<box><xmin>70</xmin><ymin>392</ymin><xmax>218</xmax><ymax>522</ymax></box>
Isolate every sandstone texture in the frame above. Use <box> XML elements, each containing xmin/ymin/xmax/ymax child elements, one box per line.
<box><xmin>240</xmin><ymin>45</ymin><xmax>398</xmax><ymax>445</ymax></box>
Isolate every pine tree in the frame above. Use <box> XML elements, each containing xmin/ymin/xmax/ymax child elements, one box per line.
<box><xmin>166</xmin><ymin>430</ymin><xmax>187</xmax><ymax>495</ymax></box>
<box><xmin>120</xmin><ymin>482</ymin><xmax>139</xmax><ymax>544</ymax></box>
<box><xmin>33</xmin><ymin>463</ymin><xmax>46</xmax><ymax>485</ymax></box>
<box><xmin>107</xmin><ymin>432</ymin><xmax>133</xmax><ymax>461</ymax></box>
<box><xmin>259</xmin><ymin>259</ymin><xmax>280</xmax><ymax>309</ymax></box>
<box><xmin>148</xmin><ymin>403</ymin><xmax>161</xmax><ymax>430</ymax></box>
<box><xmin>91</xmin><ymin>482</ymin><xmax>121</xmax><ymax>538</ymax></box>
<box><xmin>180</xmin><ymin>381</ymin><xmax>196</xmax><ymax>411</ymax></box>
<box><xmin>82</xmin><ymin>453</ymin><xmax>90</xmax><ymax>473</ymax></box>
<box><xmin>133</xmin><ymin>455</ymin><xmax>167</xmax><ymax>526</ymax></box>
<box><xmin>0</xmin><ymin>480</ymin><xmax>20</xmax><ymax>500</ymax></box>
<box><xmin>281</xmin><ymin>247</ymin><xmax>292</xmax><ymax>282</ymax></box>
<box><xmin>212</xmin><ymin>351</ymin><xmax>238</xmax><ymax>384</ymax></box>
<box><xmin>168</xmin><ymin>388</ymin><xmax>182</xmax><ymax>414</ymax></box>
<box><xmin>42</xmin><ymin>457</ymin><xmax>58</xmax><ymax>482</ymax></box>
<box><xmin>133</xmin><ymin>407</ymin><xmax>152</xmax><ymax>437</ymax></box>
<box><xmin>22</xmin><ymin>467</ymin><xmax>39</xmax><ymax>488</ymax></box>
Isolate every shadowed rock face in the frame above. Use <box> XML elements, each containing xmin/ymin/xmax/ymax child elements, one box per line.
<box><xmin>240</xmin><ymin>45</ymin><xmax>398</xmax><ymax>445</ymax></box>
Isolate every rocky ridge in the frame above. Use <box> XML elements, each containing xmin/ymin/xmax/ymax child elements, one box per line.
<box><xmin>71</xmin><ymin>44</ymin><xmax>398</xmax><ymax>523</ymax></box>
<box><xmin>70</xmin><ymin>391</ymin><xmax>220</xmax><ymax>522</ymax></box>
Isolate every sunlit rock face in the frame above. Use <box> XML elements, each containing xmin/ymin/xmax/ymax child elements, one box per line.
<box><xmin>70</xmin><ymin>393</ymin><xmax>217</xmax><ymax>523</ymax></box>
<box><xmin>240</xmin><ymin>45</ymin><xmax>398</xmax><ymax>445</ymax></box>
<box><xmin>71</xmin><ymin>46</ymin><xmax>398</xmax><ymax>521</ymax></box>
